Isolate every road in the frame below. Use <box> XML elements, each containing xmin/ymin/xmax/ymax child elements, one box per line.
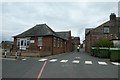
<box><xmin>1</xmin><ymin>49</ymin><xmax>120</xmax><ymax>80</ymax></box>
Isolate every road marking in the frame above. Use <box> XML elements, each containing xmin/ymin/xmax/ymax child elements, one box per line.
<box><xmin>60</xmin><ymin>60</ymin><xmax>68</xmax><ymax>63</ymax></box>
<box><xmin>72</xmin><ymin>60</ymin><xmax>79</xmax><ymax>63</ymax></box>
<box><xmin>49</xmin><ymin>59</ymin><xmax>57</xmax><ymax>62</ymax></box>
<box><xmin>98</xmin><ymin>61</ymin><xmax>107</xmax><ymax>65</ymax></box>
<box><xmin>22</xmin><ymin>59</ymin><xmax>26</xmax><ymax>61</ymax></box>
<box><xmin>85</xmin><ymin>61</ymin><xmax>92</xmax><ymax>64</ymax></box>
<box><xmin>38</xmin><ymin>59</ymin><xmax>47</xmax><ymax>62</ymax></box>
<box><xmin>37</xmin><ymin>61</ymin><xmax>47</xmax><ymax>80</ymax></box>
<box><xmin>111</xmin><ymin>62</ymin><xmax>120</xmax><ymax>66</ymax></box>
<box><xmin>0</xmin><ymin>58</ymin><xmax>16</xmax><ymax>60</ymax></box>
<box><xmin>75</xmin><ymin>57</ymin><xmax>80</xmax><ymax>59</ymax></box>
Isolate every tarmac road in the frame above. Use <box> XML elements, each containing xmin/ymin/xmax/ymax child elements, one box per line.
<box><xmin>2</xmin><ymin>49</ymin><xmax>120</xmax><ymax>80</ymax></box>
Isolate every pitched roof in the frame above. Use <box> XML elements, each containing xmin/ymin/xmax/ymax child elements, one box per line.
<box><xmin>13</xmin><ymin>24</ymin><xmax>72</xmax><ymax>40</ymax></box>
<box><xmin>56</xmin><ymin>31</ymin><xmax>70</xmax><ymax>40</ymax></box>
<box><xmin>1</xmin><ymin>41</ymin><xmax>13</xmax><ymax>45</ymax></box>
<box><xmin>85</xmin><ymin>28</ymin><xmax>94</xmax><ymax>35</ymax></box>
<box><xmin>14</xmin><ymin>24</ymin><xmax>58</xmax><ymax>38</ymax></box>
<box><xmin>85</xmin><ymin>14</ymin><xmax>120</xmax><ymax>36</ymax></box>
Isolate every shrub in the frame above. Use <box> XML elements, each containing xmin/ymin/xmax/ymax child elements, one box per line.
<box><xmin>92</xmin><ymin>38</ymin><xmax>114</xmax><ymax>48</ymax></box>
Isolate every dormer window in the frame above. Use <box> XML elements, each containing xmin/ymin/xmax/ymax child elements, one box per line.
<box><xmin>104</xmin><ymin>27</ymin><xmax>109</xmax><ymax>34</ymax></box>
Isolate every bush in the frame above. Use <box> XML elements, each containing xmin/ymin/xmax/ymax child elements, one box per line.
<box><xmin>91</xmin><ymin>38</ymin><xmax>114</xmax><ymax>58</ymax></box>
<box><xmin>92</xmin><ymin>38</ymin><xmax>114</xmax><ymax>48</ymax></box>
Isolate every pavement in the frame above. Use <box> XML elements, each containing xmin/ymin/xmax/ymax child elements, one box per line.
<box><xmin>1</xmin><ymin>49</ymin><xmax>120</xmax><ymax>80</ymax></box>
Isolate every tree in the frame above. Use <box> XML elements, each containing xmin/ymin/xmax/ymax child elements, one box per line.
<box><xmin>92</xmin><ymin>38</ymin><xmax>114</xmax><ymax>48</ymax></box>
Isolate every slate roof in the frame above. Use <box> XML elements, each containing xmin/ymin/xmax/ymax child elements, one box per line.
<box><xmin>85</xmin><ymin>28</ymin><xmax>94</xmax><ymax>35</ymax></box>
<box><xmin>1</xmin><ymin>41</ymin><xmax>13</xmax><ymax>45</ymax></box>
<box><xmin>86</xmin><ymin>16</ymin><xmax>120</xmax><ymax>35</ymax></box>
<box><xmin>13</xmin><ymin>24</ymin><xmax>71</xmax><ymax>40</ymax></box>
<box><xmin>56</xmin><ymin>31</ymin><xmax>70</xmax><ymax>40</ymax></box>
<box><xmin>94</xmin><ymin>16</ymin><xmax>120</xmax><ymax>30</ymax></box>
<box><xmin>14</xmin><ymin>24</ymin><xmax>59</xmax><ymax>38</ymax></box>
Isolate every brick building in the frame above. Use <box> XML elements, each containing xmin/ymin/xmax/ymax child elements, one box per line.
<box><xmin>56</xmin><ymin>31</ymin><xmax>74</xmax><ymax>52</ymax></box>
<box><xmin>72</xmin><ymin>37</ymin><xmax>80</xmax><ymax>45</ymax></box>
<box><xmin>1</xmin><ymin>41</ymin><xmax>13</xmax><ymax>50</ymax></box>
<box><xmin>71</xmin><ymin>37</ymin><xmax>80</xmax><ymax>49</ymax></box>
<box><xmin>81</xmin><ymin>40</ymin><xmax>85</xmax><ymax>48</ymax></box>
<box><xmin>13</xmin><ymin>24</ymin><xmax>74</xmax><ymax>56</ymax></box>
<box><xmin>72</xmin><ymin>36</ymin><xmax>80</xmax><ymax>50</ymax></box>
<box><xmin>85</xmin><ymin>13</ymin><xmax>120</xmax><ymax>53</ymax></box>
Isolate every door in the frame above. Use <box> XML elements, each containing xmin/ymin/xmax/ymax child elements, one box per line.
<box><xmin>20</xmin><ymin>39</ymin><xmax>27</xmax><ymax>50</ymax></box>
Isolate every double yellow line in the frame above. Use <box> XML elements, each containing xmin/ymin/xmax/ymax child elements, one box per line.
<box><xmin>0</xmin><ymin>58</ymin><xmax>16</xmax><ymax>60</ymax></box>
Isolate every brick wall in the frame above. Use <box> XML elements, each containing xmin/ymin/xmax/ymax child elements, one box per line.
<box><xmin>85</xmin><ymin>32</ymin><xmax>91</xmax><ymax>53</ymax></box>
<box><xmin>85</xmin><ymin>23</ymin><xmax>119</xmax><ymax>52</ymax></box>
<box><xmin>14</xmin><ymin>35</ymin><xmax>74</xmax><ymax>56</ymax></box>
<box><xmin>52</xmin><ymin>36</ymin><xmax>66</xmax><ymax>55</ymax></box>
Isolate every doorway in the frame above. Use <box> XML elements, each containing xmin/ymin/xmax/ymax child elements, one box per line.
<box><xmin>19</xmin><ymin>39</ymin><xmax>27</xmax><ymax>50</ymax></box>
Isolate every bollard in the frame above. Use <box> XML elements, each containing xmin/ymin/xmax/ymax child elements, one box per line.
<box><xmin>4</xmin><ymin>50</ymin><xmax>7</xmax><ymax>58</ymax></box>
<box><xmin>15</xmin><ymin>51</ymin><xmax>17</xmax><ymax>59</ymax></box>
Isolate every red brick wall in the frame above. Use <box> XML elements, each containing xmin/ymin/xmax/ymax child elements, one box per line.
<box><xmin>29</xmin><ymin>37</ymin><xmax>38</xmax><ymax>51</ymax></box>
<box><xmin>52</xmin><ymin>37</ymin><xmax>66</xmax><ymax>55</ymax></box>
<box><xmin>85</xmin><ymin>32</ymin><xmax>91</xmax><ymax>53</ymax></box>
<box><xmin>13</xmin><ymin>38</ymin><xmax>17</xmax><ymax>51</ymax></box>
<box><xmin>66</xmin><ymin>39</ymin><xmax>73</xmax><ymax>52</ymax></box>
<box><xmin>14</xmin><ymin>35</ymin><xmax>73</xmax><ymax>56</ymax></box>
<box><xmin>85</xmin><ymin>15</ymin><xmax>120</xmax><ymax>53</ymax></box>
<box><xmin>42</xmin><ymin>36</ymin><xmax>52</xmax><ymax>52</ymax></box>
<box><xmin>85</xmin><ymin>31</ymin><xmax>119</xmax><ymax>53</ymax></box>
<box><xmin>66</xmin><ymin>31</ymin><xmax>74</xmax><ymax>52</ymax></box>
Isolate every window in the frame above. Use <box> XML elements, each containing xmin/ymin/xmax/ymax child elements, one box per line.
<box><xmin>113</xmin><ymin>40</ymin><xmax>120</xmax><ymax>48</ymax></box>
<box><xmin>24</xmin><ymin>40</ymin><xmax>27</xmax><ymax>46</ymax></box>
<box><xmin>38</xmin><ymin>37</ymin><xmax>42</xmax><ymax>46</ymax></box>
<box><xmin>57</xmin><ymin>38</ymin><xmax>59</xmax><ymax>47</ymax></box>
<box><xmin>27</xmin><ymin>39</ymin><xmax>30</xmax><ymax>47</ymax></box>
<box><xmin>65</xmin><ymin>41</ymin><xmax>67</xmax><ymax>47</ymax></box>
<box><xmin>104</xmin><ymin>27</ymin><xmax>109</xmax><ymax>33</ymax></box>
<box><xmin>21</xmin><ymin>40</ymin><xmax>24</xmax><ymax>46</ymax></box>
<box><xmin>54</xmin><ymin>37</ymin><xmax>56</xmax><ymax>47</ymax></box>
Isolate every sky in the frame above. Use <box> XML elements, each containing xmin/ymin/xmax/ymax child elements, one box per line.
<box><xmin>1</xmin><ymin>0</ymin><xmax>119</xmax><ymax>43</ymax></box>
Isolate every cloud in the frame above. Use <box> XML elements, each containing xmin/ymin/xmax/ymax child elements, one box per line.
<box><xmin>1</xmin><ymin>2</ymin><xmax>118</xmax><ymax>43</ymax></box>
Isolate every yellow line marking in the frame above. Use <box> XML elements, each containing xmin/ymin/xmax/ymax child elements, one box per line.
<box><xmin>0</xmin><ymin>58</ymin><xmax>16</xmax><ymax>60</ymax></box>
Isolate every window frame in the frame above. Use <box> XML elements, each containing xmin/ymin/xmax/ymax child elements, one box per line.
<box><xmin>53</xmin><ymin>37</ymin><xmax>56</xmax><ymax>47</ymax></box>
<box><xmin>38</xmin><ymin>37</ymin><xmax>43</xmax><ymax>46</ymax></box>
<box><xmin>103</xmin><ymin>27</ymin><xmax>110</xmax><ymax>34</ymax></box>
<box><xmin>57</xmin><ymin>38</ymin><xmax>59</xmax><ymax>48</ymax></box>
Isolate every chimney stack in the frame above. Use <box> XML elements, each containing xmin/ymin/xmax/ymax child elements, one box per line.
<box><xmin>110</xmin><ymin>13</ymin><xmax>116</xmax><ymax>21</ymax></box>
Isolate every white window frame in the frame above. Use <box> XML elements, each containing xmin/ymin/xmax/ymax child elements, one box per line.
<box><xmin>104</xmin><ymin>27</ymin><xmax>109</xmax><ymax>33</ymax></box>
<box><xmin>53</xmin><ymin>37</ymin><xmax>56</xmax><ymax>47</ymax></box>
<box><xmin>58</xmin><ymin>38</ymin><xmax>59</xmax><ymax>48</ymax></box>
<box><xmin>38</xmin><ymin>37</ymin><xmax>43</xmax><ymax>46</ymax></box>
<box><xmin>27</xmin><ymin>38</ymin><xmax>30</xmax><ymax>48</ymax></box>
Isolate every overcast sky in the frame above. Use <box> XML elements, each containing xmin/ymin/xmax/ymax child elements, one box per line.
<box><xmin>1</xmin><ymin>1</ymin><xmax>119</xmax><ymax>43</ymax></box>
